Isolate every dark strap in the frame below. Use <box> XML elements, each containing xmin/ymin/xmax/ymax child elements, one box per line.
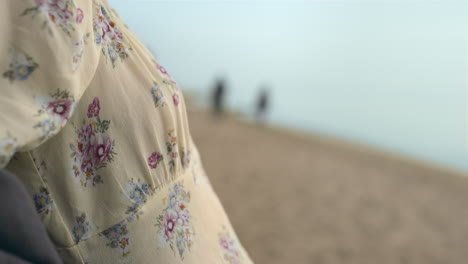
<box><xmin>0</xmin><ymin>169</ymin><xmax>62</xmax><ymax>264</ymax></box>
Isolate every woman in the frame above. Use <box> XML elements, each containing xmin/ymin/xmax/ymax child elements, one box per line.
<box><xmin>0</xmin><ymin>0</ymin><xmax>253</xmax><ymax>263</ymax></box>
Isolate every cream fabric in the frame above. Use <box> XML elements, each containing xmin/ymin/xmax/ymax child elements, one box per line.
<box><xmin>0</xmin><ymin>1</ymin><xmax>253</xmax><ymax>263</ymax></box>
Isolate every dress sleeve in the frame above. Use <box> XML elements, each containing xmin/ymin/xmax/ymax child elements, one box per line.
<box><xmin>0</xmin><ymin>0</ymin><xmax>100</xmax><ymax>167</ymax></box>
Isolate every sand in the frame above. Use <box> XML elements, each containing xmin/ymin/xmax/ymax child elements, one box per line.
<box><xmin>187</xmin><ymin>106</ymin><xmax>468</xmax><ymax>264</ymax></box>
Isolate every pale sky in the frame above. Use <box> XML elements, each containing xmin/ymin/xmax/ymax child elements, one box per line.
<box><xmin>110</xmin><ymin>0</ymin><xmax>468</xmax><ymax>171</ymax></box>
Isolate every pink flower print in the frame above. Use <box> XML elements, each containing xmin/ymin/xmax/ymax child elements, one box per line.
<box><xmin>87</xmin><ymin>97</ymin><xmax>100</xmax><ymax>118</ymax></box>
<box><xmin>172</xmin><ymin>93</ymin><xmax>179</xmax><ymax>106</ymax></box>
<box><xmin>176</xmin><ymin>204</ymin><xmax>190</xmax><ymax>226</ymax></box>
<box><xmin>164</xmin><ymin>210</ymin><xmax>178</xmax><ymax>241</ymax></box>
<box><xmin>47</xmin><ymin>0</ymin><xmax>74</xmax><ymax>26</ymax></box>
<box><xmin>77</xmin><ymin>124</ymin><xmax>95</xmax><ymax>157</ymax></box>
<box><xmin>70</xmin><ymin>96</ymin><xmax>115</xmax><ymax>188</ymax></box>
<box><xmin>21</xmin><ymin>0</ymin><xmax>78</xmax><ymax>36</ymax></box>
<box><xmin>92</xmin><ymin>134</ymin><xmax>113</xmax><ymax>167</ymax></box>
<box><xmin>93</xmin><ymin>5</ymin><xmax>130</xmax><ymax>66</ymax></box>
<box><xmin>46</xmin><ymin>99</ymin><xmax>73</xmax><ymax>120</ymax></box>
<box><xmin>157</xmin><ymin>64</ymin><xmax>170</xmax><ymax>76</ymax></box>
<box><xmin>219</xmin><ymin>233</ymin><xmax>241</xmax><ymax>264</ymax></box>
<box><xmin>72</xmin><ymin>165</ymin><xmax>80</xmax><ymax>177</ymax></box>
<box><xmin>155</xmin><ymin>182</ymin><xmax>193</xmax><ymax>259</ymax></box>
<box><xmin>147</xmin><ymin>152</ymin><xmax>163</xmax><ymax>169</ymax></box>
<box><xmin>80</xmin><ymin>158</ymin><xmax>92</xmax><ymax>174</ymax></box>
<box><xmin>76</xmin><ymin>8</ymin><xmax>84</xmax><ymax>23</ymax></box>
<box><xmin>220</xmin><ymin>236</ymin><xmax>230</xmax><ymax>250</ymax></box>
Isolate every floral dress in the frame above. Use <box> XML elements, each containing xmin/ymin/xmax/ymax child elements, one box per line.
<box><xmin>0</xmin><ymin>1</ymin><xmax>253</xmax><ymax>263</ymax></box>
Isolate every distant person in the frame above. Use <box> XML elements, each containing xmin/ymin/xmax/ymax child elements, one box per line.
<box><xmin>212</xmin><ymin>79</ymin><xmax>226</xmax><ymax>117</ymax></box>
<box><xmin>256</xmin><ymin>88</ymin><xmax>270</xmax><ymax>124</ymax></box>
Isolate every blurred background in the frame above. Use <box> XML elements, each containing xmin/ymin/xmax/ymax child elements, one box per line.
<box><xmin>112</xmin><ymin>0</ymin><xmax>468</xmax><ymax>263</ymax></box>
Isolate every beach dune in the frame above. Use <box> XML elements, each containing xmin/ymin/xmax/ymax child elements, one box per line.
<box><xmin>188</xmin><ymin>106</ymin><xmax>468</xmax><ymax>264</ymax></box>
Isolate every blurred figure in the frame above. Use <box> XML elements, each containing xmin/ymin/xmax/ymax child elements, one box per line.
<box><xmin>256</xmin><ymin>87</ymin><xmax>270</xmax><ymax>124</ymax></box>
<box><xmin>212</xmin><ymin>78</ymin><xmax>226</xmax><ymax>118</ymax></box>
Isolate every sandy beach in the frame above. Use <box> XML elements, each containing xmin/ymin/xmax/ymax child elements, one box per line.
<box><xmin>187</xmin><ymin>105</ymin><xmax>468</xmax><ymax>264</ymax></box>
